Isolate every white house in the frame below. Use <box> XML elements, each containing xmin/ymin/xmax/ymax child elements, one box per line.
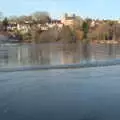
<box><xmin>90</xmin><ymin>20</ymin><xmax>96</xmax><ymax>28</ymax></box>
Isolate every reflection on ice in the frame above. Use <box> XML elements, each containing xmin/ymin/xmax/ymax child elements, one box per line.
<box><xmin>0</xmin><ymin>42</ymin><xmax>119</xmax><ymax>70</ymax></box>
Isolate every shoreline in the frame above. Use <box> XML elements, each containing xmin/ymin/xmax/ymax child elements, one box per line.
<box><xmin>0</xmin><ymin>59</ymin><xmax>120</xmax><ymax>72</ymax></box>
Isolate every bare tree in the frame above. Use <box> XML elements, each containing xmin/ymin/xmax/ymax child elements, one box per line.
<box><xmin>8</xmin><ymin>16</ymin><xmax>18</xmax><ymax>23</ymax></box>
<box><xmin>17</xmin><ymin>15</ymin><xmax>27</xmax><ymax>24</ymax></box>
<box><xmin>74</xmin><ymin>16</ymin><xmax>83</xmax><ymax>28</ymax></box>
<box><xmin>31</xmin><ymin>11</ymin><xmax>51</xmax><ymax>24</ymax></box>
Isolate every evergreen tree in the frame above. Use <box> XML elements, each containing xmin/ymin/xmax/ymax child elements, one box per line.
<box><xmin>2</xmin><ymin>17</ymin><xmax>8</xmax><ymax>31</ymax></box>
<box><xmin>82</xmin><ymin>21</ymin><xmax>89</xmax><ymax>39</ymax></box>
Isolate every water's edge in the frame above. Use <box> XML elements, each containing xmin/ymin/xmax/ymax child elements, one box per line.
<box><xmin>0</xmin><ymin>59</ymin><xmax>120</xmax><ymax>72</ymax></box>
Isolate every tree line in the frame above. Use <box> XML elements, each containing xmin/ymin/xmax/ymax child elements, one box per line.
<box><xmin>0</xmin><ymin>11</ymin><xmax>120</xmax><ymax>42</ymax></box>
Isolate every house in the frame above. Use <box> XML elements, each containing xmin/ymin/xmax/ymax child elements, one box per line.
<box><xmin>40</xmin><ymin>25</ymin><xmax>49</xmax><ymax>31</ymax></box>
<box><xmin>61</xmin><ymin>14</ymin><xmax>76</xmax><ymax>26</ymax></box>
<box><xmin>90</xmin><ymin>20</ymin><xmax>96</xmax><ymax>28</ymax></box>
<box><xmin>17</xmin><ymin>23</ymin><xmax>31</xmax><ymax>33</ymax></box>
<box><xmin>7</xmin><ymin>22</ymin><xmax>17</xmax><ymax>31</ymax></box>
<box><xmin>47</xmin><ymin>20</ymin><xmax>63</xmax><ymax>29</ymax></box>
<box><xmin>7</xmin><ymin>20</ymin><xmax>32</xmax><ymax>33</ymax></box>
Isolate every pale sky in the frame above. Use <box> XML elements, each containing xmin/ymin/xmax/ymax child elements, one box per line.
<box><xmin>0</xmin><ymin>0</ymin><xmax>120</xmax><ymax>19</ymax></box>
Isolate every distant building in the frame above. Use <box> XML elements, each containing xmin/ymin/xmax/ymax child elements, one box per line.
<box><xmin>61</xmin><ymin>13</ymin><xmax>83</xmax><ymax>27</ymax></box>
<box><xmin>17</xmin><ymin>23</ymin><xmax>31</xmax><ymax>33</ymax></box>
<box><xmin>7</xmin><ymin>22</ymin><xmax>17</xmax><ymax>31</ymax></box>
<box><xmin>118</xmin><ymin>19</ymin><xmax>120</xmax><ymax>24</ymax></box>
<box><xmin>51</xmin><ymin>20</ymin><xmax>61</xmax><ymax>24</ymax></box>
<box><xmin>40</xmin><ymin>24</ymin><xmax>49</xmax><ymax>31</ymax></box>
<box><xmin>61</xmin><ymin>14</ymin><xmax>76</xmax><ymax>26</ymax></box>
<box><xmin>47</xmin><ymin>20</ymin><xmax>63</xmax><ymax>29</ymax></box>
<box><xmin>90</xmin><ymin>20</ymin><xmax>96</xmax><ymax>28</ymax></box>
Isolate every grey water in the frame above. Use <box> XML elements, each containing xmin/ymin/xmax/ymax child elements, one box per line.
<box><xmin>1</xmin><ymin>43</ymin><xmax>120</xmax><ymax>120</ymax></box>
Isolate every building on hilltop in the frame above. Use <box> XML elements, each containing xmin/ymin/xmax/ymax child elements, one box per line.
<box><xmin>61</xmin><ymin>13</ymin><xmax>76</xmax><ymax>26</ymax></box>
<box><xmin>61</xmin><ymin>13</ymin><xmax>83</xmax><ymax>28</ymax></box>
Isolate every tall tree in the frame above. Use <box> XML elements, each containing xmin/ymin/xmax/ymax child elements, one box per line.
<box><xmin>82</xmin><ymin>21</ymin><xmax>89</xmax><ymax>39</ymax></box>
<box><xmin>2</xmin><ymin>17</ymin><xmax>9</xmax><ymax>31</ymax></box>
